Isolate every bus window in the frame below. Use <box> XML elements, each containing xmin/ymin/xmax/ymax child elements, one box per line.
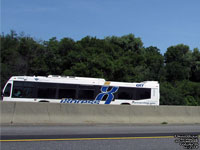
<box><xmin>118</xmin><ymin>87</ymin><xmax>133</xmax><ymax>100</ymax></box>
<box><xmin>58</xmin><ymin>89</ymin><xmax>76</xmax><ymax>99</ymax></box>
<box><xmin>3</xmin><ymin>83</ymin><xmax>12</xmax><ymax>97</ymax></box>
<box><xmin>135</xmin><ymin>88</ymin><xmax>151</xmax><ymax>100</ymax></box>
<box><xmin>58</xmin><ymin>84</ymin><xmax>77</xmax><ymax>99</ymax></box>
<box><xmin>37</xmin><ymin>83</ymin><xmax>57</xmax><ymax>99</ymax></box>
<box><xmin>12</xmin><ymin>87</ymin><xmax>23</xmax><ymax>98</ymax></box>
<box><xmin>78</xmin><ymin>90</ymin><xmax>94</xmax><ymax>100</ymax></box>
<box><xmin>23</xmin><ymin>82</ymin><xmax>35</xmax><ymax>98</ymax></box>
<box><xmin>38</xmin><ymin>88</ymin><xmax>56</xmax><ymax>99</ymax></box>
<box><xmin>78</xmin><ymin>85</ymin><xmax>94</xmax><ymax>100</ymax></box>
<box><xmin>12</xmin><ymin>81</ymin><xmax>35</xmax><ymax>98</ymax></box>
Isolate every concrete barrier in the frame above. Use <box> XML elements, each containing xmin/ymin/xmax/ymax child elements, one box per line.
<box><xmin>0</xmin><ymin>101</ymin><xmax>15</xmax><ymax>124</ymax></box>
<box><xmin>0</xmin><ymin>101</ymin><xmax>200</xmax><ymax>125</ymax></box>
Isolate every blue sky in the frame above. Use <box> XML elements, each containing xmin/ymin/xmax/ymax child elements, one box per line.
<box><xmin>1</xmin><ymin>0</ymin><xmax>200</xmax><ymax>54</ymax></box>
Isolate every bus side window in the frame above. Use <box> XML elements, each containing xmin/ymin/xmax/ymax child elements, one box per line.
<box><xmin>37</xmin><ymin>83</ymin><xmax>57</xmax><ymax>99</ymax></box>
<box><xmin>12</xmin><ymin>87</ymin><xmax>23</xmax><ymax>98</ymax></box>
<box><xmin>118</xmin><ymin>87</ymin><xmax>133</xmax><ymax>100</ymax></box>
<box><xmin>58</xmin><ymin>84</ymin><xmax>77</xmax><ymax>99</ymax></box>
<box><xmin>78</xmin><ymin>85</ymin><xmax>94</xmax><ymax>100</ymax></box>
<box><xmin>3</xmin><ymin>83</ymin><xmax>12</xmax><ymax>97</ymax></box>
<box><xmin>78</xmin><ymin>89</ymin><xmax>94</xmax><ymax>100</ymax></box>
<box><xmin>135</xmin><ymin>88</ymin><xmax>151</xmax><ymax>100</ymax></box>
<box><xmin>12</xmin><ymin>81</ymin><xmax>36</xmax><ymax>98</ymax></box>
<box><xmin>58</xmin><ymin>89</ymin><xmax>76</xmax><ymax>99</ymax></box>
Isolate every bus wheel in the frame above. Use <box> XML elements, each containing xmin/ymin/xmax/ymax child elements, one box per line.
<box><xmin>39</xmin><ymin>100</ymin><xmax>49</xmax><ymax>102</ymax></box>
<box><xmin>121</xmin><ymin>103</ymin><xmax>130</xmax><ymax>105</ymax></box>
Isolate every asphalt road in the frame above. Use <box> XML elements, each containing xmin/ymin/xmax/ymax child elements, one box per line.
<box><xmin>1</xmin><ymin>124</ymin><xmax>200</xmax><ymax>150</ymax></box>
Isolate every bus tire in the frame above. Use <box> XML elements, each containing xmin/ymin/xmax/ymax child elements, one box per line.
<box><xmin>121</xmin><ymin>103</ymin><xmax>130</xmax><ymax>105</ymax></box>
<box><xmin>39</xmin><ymin>100</ymin><xmax>49</xmax><ymax>103</ymax></box>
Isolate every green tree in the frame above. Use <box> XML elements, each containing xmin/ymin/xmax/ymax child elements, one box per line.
<box><xmin>190</xmin><ymin>48</ymin><xmax>200</xmax><ymax>82</ymax></box>
<box><xmin>176</xmin><ymin>80</ymin><xmax>200</xmax><ymax>106</ymax></box>
<box><xmin>1</xmin><ymin>31</ymin><xmax>199</xmax><ymax>106</ymax></box>
<box><xmin>160</xmin><ymin>82</ymin><xmax>186</xmax><ymax>105</ymax></box>
<box><xmin>105</xmin><ymin>34</ymin><xmax>144</xmax><ymax>53</ymax></box>
<box><xmin>164</xmin><ymin>44</ymin><xmax>192</xmax><ymax>81</ymax></box>
<box><xmin>1</xmin><ymin>31</ymin><xmax>20</xmax><ymax>90</ymax></box>
<box><xmin>144</xmin><ymin>46</ymin><xmax>164</xmax><ymax>81</ymax></box>
<box><xmin>43</xmin><ymin>37</ymin><xmax>62</xmax><ymax>75</ymax></box>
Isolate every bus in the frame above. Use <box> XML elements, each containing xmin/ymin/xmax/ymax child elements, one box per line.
<box><xmin>2</xmin><ymin>75</ymin><xmax>160</xmax><ymax>105</ymax></box>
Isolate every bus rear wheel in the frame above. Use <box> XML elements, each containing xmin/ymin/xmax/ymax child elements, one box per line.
<box><xmin>121</xmin><ymin>103</ymin><xmax>130</xmax><ymax>105</ymax></box>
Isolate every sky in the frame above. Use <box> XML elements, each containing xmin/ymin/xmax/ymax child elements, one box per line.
<box><xmin>1</xmin><ymin>0</ymin><xmax>200</xmax><ymax>54</ymax></box>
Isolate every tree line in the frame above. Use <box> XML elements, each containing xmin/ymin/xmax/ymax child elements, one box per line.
<box><xmin>1</xmin><ymin>31</ymin><xmax>200</xmax><ymax>105</ymax></box>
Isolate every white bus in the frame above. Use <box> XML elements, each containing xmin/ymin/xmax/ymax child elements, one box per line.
<box><xmin>2</xmin><ymin>75</ymin><xmax>160</xmax><ymax>105</ymax></box>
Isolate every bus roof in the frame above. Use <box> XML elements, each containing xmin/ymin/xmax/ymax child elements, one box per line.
<box><xmin>9</xmin><ymin>75</ymin><xmax>159</xmax><ymax>88</ymax></box>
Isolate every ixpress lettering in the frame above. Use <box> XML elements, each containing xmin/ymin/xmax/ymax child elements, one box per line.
<box><xmin>60</xmin><ymin>99</ymin><xmax>100</xmax><ymax>104</ymax></box>
<box><xmin>60</xmin><ymin>86</ymin><xmax>119</xmax><ymax>104</ymax></box>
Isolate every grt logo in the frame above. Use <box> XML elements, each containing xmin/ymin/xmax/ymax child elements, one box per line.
<box><xmin>95</xmin><ymin>86</ymin><xmax>119</xmax><ymax>104</ymax></box>
<box><xmin>136</xmin><ymin>84</ymin><xmax>144</xmax><ymax>87</ymax></box>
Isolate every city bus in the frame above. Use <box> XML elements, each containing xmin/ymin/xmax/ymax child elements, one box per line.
<box><xmin>2</xmin><ymin>75</ymin><xmax>160</xmax><ymax>105</ymax></box>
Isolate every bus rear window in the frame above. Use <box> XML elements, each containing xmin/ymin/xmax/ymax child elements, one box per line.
<box><xmin>4</xmin><ymin>83</ymin><xmax>12</xmax><ymax>97</ymax></box>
